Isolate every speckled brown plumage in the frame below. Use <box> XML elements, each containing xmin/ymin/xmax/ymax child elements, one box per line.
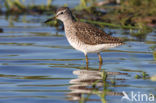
<box><xmin>74</xmin><ymin>22</ymin><xmax>123</xmax><ymax>45</ymax></box>
<box><xmin>55</xmin><ymin>7</ymin><xmax>123</xmax><ymax>45</ymax></box>
<box><xmin>45</xmin><ymin>7</ymin><xmax>125</xmax><ymax>65</ymax></box>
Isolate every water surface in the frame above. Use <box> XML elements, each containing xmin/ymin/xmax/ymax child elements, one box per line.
<box><xmin>0</xmin><ymin>15</ymin><xmax>156</xmax><ymax>103</ymax></box>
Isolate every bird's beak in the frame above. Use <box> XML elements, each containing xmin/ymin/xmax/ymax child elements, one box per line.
<box><xmin>44</xmin><ymin>16</ymin><xmax>56</xmax><ymax>23</ymax></box>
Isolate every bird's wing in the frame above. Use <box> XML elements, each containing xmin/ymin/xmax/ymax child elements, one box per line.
<box><xmin>74</xmin><ymin>22</ymin><xmax>123</xmax><ymax>45</ymax></box>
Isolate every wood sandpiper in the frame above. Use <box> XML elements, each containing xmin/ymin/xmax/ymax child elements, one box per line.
<box><xmin>44</xmin><ymin>7</ymin><xmax>124</xmax><ymax>69</ymax></box>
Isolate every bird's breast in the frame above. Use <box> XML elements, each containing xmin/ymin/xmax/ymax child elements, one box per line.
<box><xmin>64</xmin><ymin>27</ymin><xmax>85</xmax><ymax>52</ymax></box>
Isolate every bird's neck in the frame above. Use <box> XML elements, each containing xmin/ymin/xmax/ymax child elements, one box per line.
<box><xmin>63</xmin><ymin>16</ymin><xmax>76</xmax><ymax>28</ymax></box>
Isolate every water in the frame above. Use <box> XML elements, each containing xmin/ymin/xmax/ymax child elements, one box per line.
<box><xmin>0</xmin><ymin>14</ymin><xmax>156</xmax><ymax>103</ymax></box>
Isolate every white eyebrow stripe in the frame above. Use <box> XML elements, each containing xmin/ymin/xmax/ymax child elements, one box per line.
<box><xmin>56</xmin><ymin>10</ymin><xmax>66</xmax><ymax>16</ymax></box>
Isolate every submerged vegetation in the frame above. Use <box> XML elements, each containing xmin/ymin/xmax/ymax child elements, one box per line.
<box><xmin>0</xmin><ymin>0</ymin><xmax>155</xmax><ymax>42</ymax></box>
<box><xmin>1</xmin><ymin>0</ymin><xmax>156</xmax><ymax>28</ymax></box>
<box><xmin>0</xmin><ymin>0</ymin><xmax>155</xmax><ymax>41</ymax></box>
<box><xmin>3</xmin><ymin>0</ymin><xmax>56</xmax><ymax>15</ymax></box>
<box><xmin>135</xmin><ymin>72</ymin><xmax>150</xmax><ymax>79</ymax></box>
<box><xmin>1</xmin><ymin>0</ymin><xmax>156</xmax><ymax>24</ymax></box>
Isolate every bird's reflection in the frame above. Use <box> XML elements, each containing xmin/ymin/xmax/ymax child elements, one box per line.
<box><xmin>67</xmin><ymin>69</ymin><xmax>127</xmax><ymax>102</ymax></box>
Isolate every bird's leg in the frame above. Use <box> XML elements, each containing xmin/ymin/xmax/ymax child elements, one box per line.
<box><xmin>97</xmin><ymin>53</ymin><xmax>103</xmax><ymax>70</ymax></box>
<box><xmin>85</xmin><ymin>54</ymin><xmax>88</xmax><ymax>69</ymax></box>
<box><xmin>98</xmin><ymin>53</ymin><xmax>103</xmax><ymax>64</ymax></box>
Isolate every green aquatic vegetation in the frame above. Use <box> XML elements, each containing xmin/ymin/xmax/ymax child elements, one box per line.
<box><xmin>47</xmin><ymin>0</ymin><xmax>53</xmax><ymax>9</ymax></box>
<box><xmin>130</xmin><ymin>23</ymin><xmax>152</xmax><ymax>41</ymax></box>
<box><xmin>118</xmin><ymin>0</ymin><xmax>156</xmax><ymax>25</ymax></box>
<box><xmin>135</xmin><ymin>74</ymin><xmax>142</xmax><ymax>79</ymax></box>
<box><xmin>14</xmin><ymin>0</ymin><xmax>25</xmax><ymax>9</ymax></box>
<box><xmin>2</xmin><ymin>0</ymin><xmax>155</xmax><ymax>40</ymax></box>
<box><xmin>79</xmin><ymin>0</ymin><xmax>87</xmax><ymax>8</ymax></box>
<box><xmin>135</xmin><ymin>72</ymin><xmax>150</xmax><ymax>79</ymax></box>
<box><xmin>76</xmin><ymin>0</ymin><xmax>90</xmax><ymax>10</ymax></box>
<box><xmin>80</xmin><ymin>19</ymin><xmax>138</xmax><ymax>29</ymax></box>
<box><xmin>75</xmin><ymin>0</ymin><xmax>97</xmax><ymax>14</ymax></box>
<box><xmin>153</xmin><ymin>51</ymin><xmax>156</xmax><ymax>61</ymax></box>
<box><xmin>88</xmin><ymin>0</ymin><xmax>156</xmax><ymax>37</ymax></box>
<box><xmin>142</xmin><ymin>72</ymin><xmax>149</xmax><ymax>79</ymax></box>
<box><xmin>3</xmin><ymin>0</ymin><xmax>57</xmax><ymax>15</ymax></box>
<box><xmin>4</xmin><ymin>0</ymin><xmax>25</xmax><ymax>11</ymax></box>
<box><xmin>102</xmin><ymin>70</ymin><xmax>107</xmax><ymax>81</ymax></box>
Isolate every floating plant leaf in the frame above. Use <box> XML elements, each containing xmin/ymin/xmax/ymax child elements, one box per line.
<box><xmin>153</xmin><ymin>51</ymin><xmax>156</xmax><ymax>61</ymax></box>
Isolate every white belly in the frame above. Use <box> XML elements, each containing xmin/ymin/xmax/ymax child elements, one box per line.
<box><xmin>66</xmin><ymin>34</ymin><xmax>121</xmax><ymax>55</ymax></box>
<box><xmin>65</xmin><ymin>26</ymin><xmax>121</xmax><ymax>55</ymax></box>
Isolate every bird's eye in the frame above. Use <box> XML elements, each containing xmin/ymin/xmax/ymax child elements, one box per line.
<box><xmin>60</xmin><ymin>12</ymin><xmax>63</xmax><ymax>14</ymax></box>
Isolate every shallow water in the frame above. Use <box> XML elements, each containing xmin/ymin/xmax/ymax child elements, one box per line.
<box><xmin>0</xmin><ymin>15</ymin><xmax>156</xmax><ymax>103</ymax></box>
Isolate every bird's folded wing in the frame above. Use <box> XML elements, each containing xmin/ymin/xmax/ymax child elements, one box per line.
<box><xmin>74</xmin><ymin>22</ymin><xmax>123</xmax><ymax>45</ymax></box>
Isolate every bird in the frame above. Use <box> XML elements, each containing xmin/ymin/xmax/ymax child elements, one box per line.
<box><xmin>44</xmin><ymin>7</ymin><xmax>124</xmax><ymax>69</ymax></box>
